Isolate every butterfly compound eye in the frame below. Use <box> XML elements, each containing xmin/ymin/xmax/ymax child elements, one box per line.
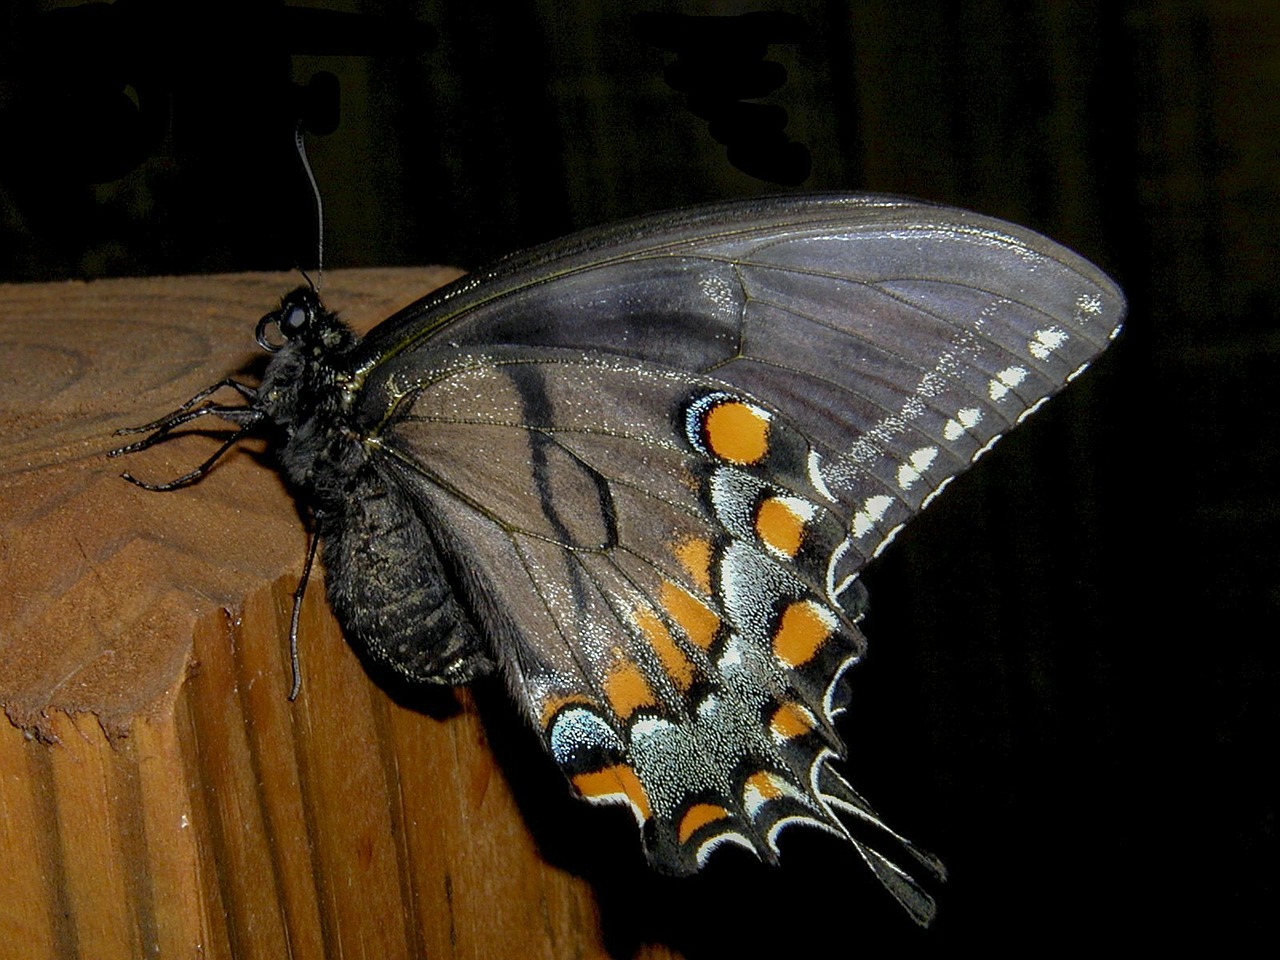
<box><xmin>256</xmin><ymin>289</ymin><xmax>316</xmax><ymax>351</ymax></box>
<box><xmin>280</xmin><ymin>302</ymin><xmax>311</xmax><ymax>336</ymax></box>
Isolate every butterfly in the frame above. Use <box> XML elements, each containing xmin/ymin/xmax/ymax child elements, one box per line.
<box><xmin>111</xmin><ymin>193</ymin><xmax>1124</xmax><ymax>925</ymax></box>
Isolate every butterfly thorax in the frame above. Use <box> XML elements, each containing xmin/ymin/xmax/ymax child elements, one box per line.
<box><xmin>251</xmin><ymin>288</ymin><xmax>368</xmax><ymax>510</ymax></box>
<box><xmin>251</xmin><ymin>287</ymin><xmax>497</xmax><ymax>689</ymax></box>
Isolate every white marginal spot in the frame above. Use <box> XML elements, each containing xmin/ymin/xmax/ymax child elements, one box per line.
<box><xmin>1029</xmin><ymin>326</ymin><xmax>1068</xmax><ymax>360</ymax></box>
<box><xmin>807</xmin><ymin>449</ymin><xmax>837</xmax><ymax>502</ymax></box>
<box><xmin>851</xmin><ymin>494</ymin><xmax>895</xmax><ymax>538</ymax></box>
<box><xmin>695</xmin><ymin>831</ymin><xmax>757</xmax><ymax>867</ymax></box>
<box><xmin>1067</xmin><ymin>360</ymin><xmax>1092</xmax><ymax>382</ymax></box>
<box><xmin>871</xmin><ymin>523</ymin><xmax>905</xmax><ymax>559</ymax></box>
<box><xmin>988</xmin><ymin>366</ymin><xmax>1029</xmax><ymax>401</ymax></box>
<box><xmin>1015</xmin><ymin>396</ymin><xmax>1050</xmax><ymax>425</ymax></box>
<box><xmin>943</xmin><ymin>407</ymin><xmax>983</xmax><ymax>441</ymax></box>
<box><xmin>971</xmin><ymin>433</ymin><xmax>1005</xmax><ymax>463</ymax></box>
<box><xmin>919</xmin><ymin>475</ymin><xmax>955</xmax><ymax>511</ymax></box>
<box><xmin>825</xmin><ymin>538</ymin><xmax>859</xmax><ymax>605</ymax></box>
<box><xmin>766</xmin><ymin>813</ymin><xmax>846</xmax><ymax>854</ymax></box>
<box><xmin>822</xmin><ymin>649</ymin><xmax>864</xmax><ymax>719</ymax></box>
<box><xmin>804</xmin><ymin>745</ymin><xmax>848</xmax><ymax>822</ymax></box>
<box><xmin>896</xmin><ymin>446</ymin><xmax>939</xmax><ymax>490</ymax></box>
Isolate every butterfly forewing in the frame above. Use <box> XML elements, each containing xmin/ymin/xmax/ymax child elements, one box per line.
<box><xmin>357</xmin><ymin>197</ymin><xmax>1121</xmax><ymax>573</ymax></box>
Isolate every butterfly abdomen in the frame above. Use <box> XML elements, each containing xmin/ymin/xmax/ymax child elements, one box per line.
<box><xmin>319</xmin><ymin>465</ymin><xmax>495</xmax><ymax>686</ymax></box>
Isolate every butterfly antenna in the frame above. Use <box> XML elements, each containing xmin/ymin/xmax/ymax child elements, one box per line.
<box><xmin>288</xmin><ymin>524</ymin><xmax>321</xmax><ymax>701</ymax></box>
<box><xmin>295</xmin><ymin>122</ymin><xmax>324</xmax><ymax>289</ymax></box>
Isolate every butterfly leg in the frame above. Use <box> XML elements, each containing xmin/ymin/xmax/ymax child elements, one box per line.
<box><xmin>107</xmin><ymin>378</ymin><xmax>267</xmax><ymax>490</ymax></box>
<box><xmin>112</xmin><ymin>378</ymin><xmax>259</xmax><ymax>436</ymax></box>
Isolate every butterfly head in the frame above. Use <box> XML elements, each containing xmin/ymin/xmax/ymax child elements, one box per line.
<box><xmin>256</xmin><ymin>286</ymin><xmax>354</xmax><ymax>355</ymax></box>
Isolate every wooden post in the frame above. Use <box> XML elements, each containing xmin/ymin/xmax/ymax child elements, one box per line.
<box><xmin>0</xmin><ymin>271</ymin><xmax>682</xmax><ymax>959</ymax></box>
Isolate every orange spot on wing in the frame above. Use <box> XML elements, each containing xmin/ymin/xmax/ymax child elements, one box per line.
<box><xmin>705</xmin><ymin>401</ymin><xmax>770</xmax><ymax>465</ymax></box>
<box><xmin>603</xmin><ymin>660</ymin><xmax>657</xmax><ymax>719</ymax></box>
<box><xmin>672</xmin><ymin>536</ymin><xmax>713</xmax><ymax>594</ymax></box>
<box><xmin>772</xmin><ymin>600</ymin><xmax>835</xmax><ymax>668</ymax></box>
<box><xmin>755</xmin><ymin>497</ymin><xmax>807</xmax><ymax>557</ymax></box>
<box><xmin>745</xmin><ymin>771</ymin><xmax>784</xmax><ymax>800</ymax></box>
<box><xmin>635</xmin><ymin>606</ymin><xmax>695</xmax><ymax>691</ymax></box>
<box><xmin>770</xmin><ymin>701</ymin><xmax>815</xmax><ymax>739</ymax></box>
<box><xmin>573</xmin><ymin>765</ymin><xmax>652</xmax><ymax>820</ymax></box>
<box><xmin>677</xmin><ymin>803</ymin><xmax>731</xmax><ymax>844</ymax></box>
<box><xmin>659</xmin><ymin>581</ymin><xmax>721</xmax><ymax>651</ymax></box>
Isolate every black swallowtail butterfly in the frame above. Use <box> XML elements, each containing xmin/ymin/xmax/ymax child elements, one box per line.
<box><xmin>111</xmin><ymin>194</ymin><xmax>1124</xmax><ymax>925</ymax></box>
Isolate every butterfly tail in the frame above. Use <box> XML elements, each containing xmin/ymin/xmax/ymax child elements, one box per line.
<box><xmin>848</xmin><ymin>837</ymin><xmax>940</xmax><ymax>927</ymax></box>
<box><xmin>816</xmin><ymin>763</ymin><xmax>946</xmax><ymax>925</ymax></box>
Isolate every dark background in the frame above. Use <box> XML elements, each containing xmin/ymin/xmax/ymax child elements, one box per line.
<box><xmin>2</xmin><ymin>0</ymin><xmax>1275</xmax><ymax>952</ymax></box>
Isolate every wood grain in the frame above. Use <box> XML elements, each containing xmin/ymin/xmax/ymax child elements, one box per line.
<box><xmin>0</xmin><ymin>270</ymin><xmax>683</xmax><ymax>960</ymax></box>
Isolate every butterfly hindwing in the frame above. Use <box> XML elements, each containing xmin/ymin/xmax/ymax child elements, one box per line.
<box><xmin>357</xmin><ymin>350</ymin><xmax>911</xmax><ymax>919</ymax></box>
